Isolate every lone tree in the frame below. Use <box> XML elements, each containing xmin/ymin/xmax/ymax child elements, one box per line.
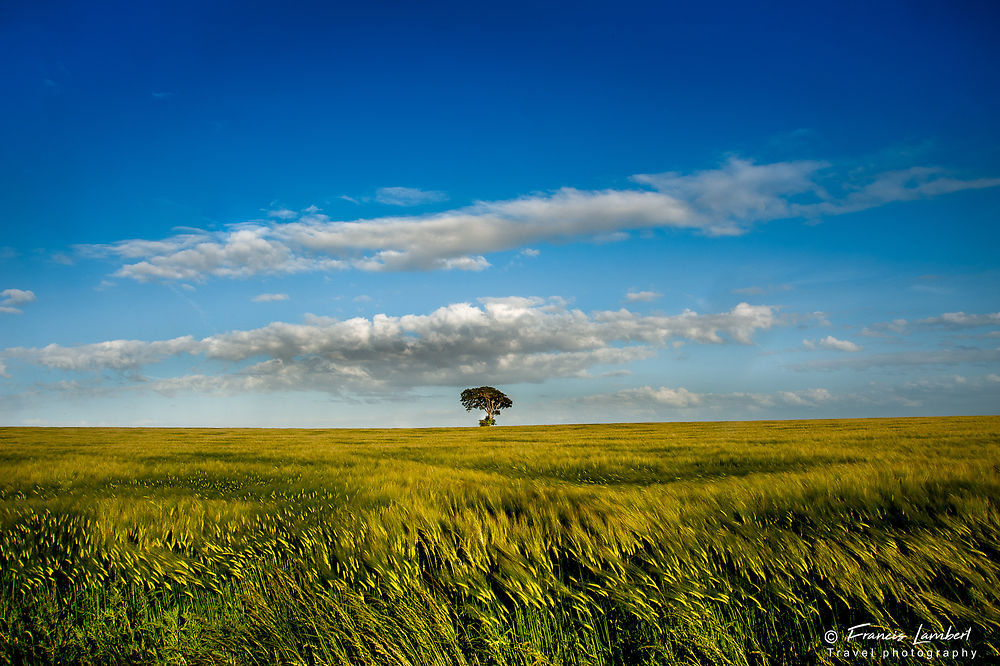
<box><xmin>460</xmin><ymin>386</ymin><xmax>512</xmax><ymax>426</ymax></box>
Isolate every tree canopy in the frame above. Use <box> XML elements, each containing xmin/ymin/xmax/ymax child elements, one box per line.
<box><xmin>460</xmin><ymin>387</ymin><xmax>512</xmax><ymax>426</ymax></box>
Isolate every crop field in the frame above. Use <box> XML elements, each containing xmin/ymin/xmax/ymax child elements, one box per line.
<box><xmin>1</xmin><ymin>417</ymin><xmax>998</xmax><ymax>665</ymax></box>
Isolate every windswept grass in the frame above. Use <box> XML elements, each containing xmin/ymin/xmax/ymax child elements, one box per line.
<box><xmin>1</xmin><ymin>416</ymin><xmax>998</xmax><ymax>664</ymax></box>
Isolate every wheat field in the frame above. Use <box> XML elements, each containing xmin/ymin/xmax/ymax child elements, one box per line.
<box><xmin>1</xmin><ymin>416</ymin><xmax>998</xmax><ymax>664</ymax></box>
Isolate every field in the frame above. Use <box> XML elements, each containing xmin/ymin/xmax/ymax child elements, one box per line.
<box><xmin>1</xmin><ymin>417</ymin><xmax>998</xmax><ymax>665</ymax></box>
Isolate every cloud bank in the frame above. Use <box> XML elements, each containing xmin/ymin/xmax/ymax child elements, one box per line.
<box><xmin>583</xmin><ymin>385</ymin><xmax>836</xmax><ymax>410</ymax></box>
<box><xmin>5</xmin><ymin>299</ymin><xmax>780</xmax><ymax>394</ymax></box>
<box><xmin>861</xmin><ymin>311</ymin><xmax>1000</xmax><ymax>337</ymax></box>
<box><xmin>78</xmin><ymin>157</ymin><xmax>1000</xmax><ymax>283</ymax></box>
<box><xmin>575</xmin><ymin>375</ymin><xmax>1000</xmax><ymax>417</ymax></box>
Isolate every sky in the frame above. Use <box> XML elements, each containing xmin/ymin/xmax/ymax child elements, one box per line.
<box><xmin>1</xmin><ymin>0</ymin><xmax>999</xmax><ymax>427</ymax></box>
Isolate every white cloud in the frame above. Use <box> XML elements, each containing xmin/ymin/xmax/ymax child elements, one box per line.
<box><xmin>636</xmin><ymin>159</ymin><xmax>1000</xmax><ymax>226</ymax></box>
<box><xmin>624</xmin><ymin>290</ymin><xmax>661</xmax><ymax>303</ymax></box>
<box><xmin>520</xmin><ymin>248</ymin><xmax>540</xmax><ymax>258</ymax></box>
<box><xmin>893</xmin><ymin>373</ymin><xmax>1000</xmax><ymax>406</ymax></box>
<box><xmin>916</xmin><ymin>312</ymin><xmax>1000</xmax><ymax>329</ymax></box>
<box><xmin>800</xmin><ymin>167</ymin><xmax>1000</xmax><ymax>217</ymax></box>
<box><xmin>590</xmin><ymin>231</ymin><xmax>630</xmax><ymax>244</ymax></box>
<box><xmin>101</xmin><ymin>227</ymin><xmax>348</xmax><ymax>282</ymax></box>
<box><xmin>5</xmin><ymin>299</ymin><xmax>781</xmax><ymax>394</ymax></box>
<box><xmin>78</xmin><ymin>156</ymin><xmax>1000</xmax><ymax>283</ymax></box>
<box><xmin>0</xmin><ymin>289</ymin><xmax>36</xmax><ymax>314</ymax></box>
<box><xmin>8</xmin><ymin>336</ymin><xmax>200</xmax><ymax>371</ymax></box>
<box><xmin>252</xmin><ymin>293</ymin><xmax>289</xmax><ymax>302</ymax></box>
<box><xmin>792</xmin><ymin>347</ymin><xmax>1000</xmax><ymax>371</ymax></box>
<box><xmin>861</xmin><ymin>311</ymin><xmax>1000</xmax><ymax>336</ymax></box>
<box><xmin>375</xmin><ymin>187</ymin><xmax>449</xmax><ymax>206</ymax></box>
<box><xmin>776</xmin><ymin>387</ymin><xmax>833</xmax><ymax>406</ymax></box>
<box><xmin>1</xmin><ymin>289</ymin><xmax>36</xmax><ymax>305</ymax></box>
<box><xmin>861</xmin><ymin>318</ymin><xmax>908</xmax><ymax>337</ymax></box>
<box><xmin>279</xmin><ymin>187</ymin><xmax>693</xmax><ymax>272</ymax></box>
<box><xmin>551</xmin><ymin>375</ymin><xmax>1000</xmax><ymax>422</ymax></box>
<box><xmin>582</xmin><ymin>385</ymin><xmax>834</xmax><ymax>410</ymax></box>
<box><xmin>632</xmin><ymin>157</ymin><xmax>828</xmax><ymax>234</ymax></box>
<box><xmin>602</xmin><ymin>386</ymin><xmax>702</xmax><ymax>407</ymax></box>
<box><xmin>803</xmin><ymin>335</ymin><xmax>863</xmax><ymax>352</ymax></box>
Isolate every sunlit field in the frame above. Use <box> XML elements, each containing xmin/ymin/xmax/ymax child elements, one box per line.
<box><xmin>1</xmin><ymin>417</ymin><xmax>998</xmax><ymax>665</ymax></box>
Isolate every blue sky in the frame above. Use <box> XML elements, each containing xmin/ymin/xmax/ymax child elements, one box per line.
<box><xmin>2</xmin><ymin>0</ymin><xmax>999</xmax><ymax>426</ymax></box>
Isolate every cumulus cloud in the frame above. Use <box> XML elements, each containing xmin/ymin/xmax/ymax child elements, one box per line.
<box><xmin>803</xmin><ymin>335</ymin><xmax>863</xmax><ymax>352</ymax></box>
<box><xmin>252</xmin><ymin>293</ymin><xmax>289</xmax><ymax>302</ymax></box>
<box><xmin>624</xmin><ymin>290</ymin><xmax>661</xmax><ymax>303</ymax></box>
<box><xmin>374</xmin><ymin>187</ymin><xmax>449</xmax><ymax>206</ymax></box>
<box><xmin>76</xmin><ymin>156</ymin><xmax>1000</xmax><ymax>283</ymax></box>
<box><xmin>5</xmin><ymin>299</ymin><xmax>781</xmax><ymax>394</ymax></box>
<box><xmin>1</xmin><ymin>289</ymin><xmax>36</xmax><ymax>314</ymax></box>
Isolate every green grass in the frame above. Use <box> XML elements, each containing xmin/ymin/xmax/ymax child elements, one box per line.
<box><xmin>1</xmin><ymin>416</ymin><xmax>998</xmax><ymax>664</ymax></box>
